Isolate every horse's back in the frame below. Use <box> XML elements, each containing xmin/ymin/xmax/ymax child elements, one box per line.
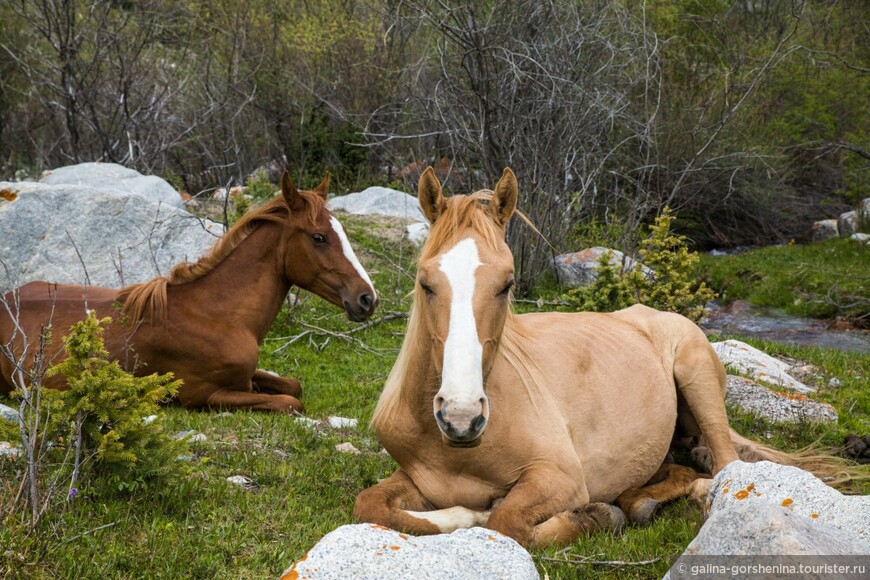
<box><xmin>0</xmin><ymin>281</ymin><xmax>119</xmax><ymax>394</ymax></box>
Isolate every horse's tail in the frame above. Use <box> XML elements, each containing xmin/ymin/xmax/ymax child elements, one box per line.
<box><xmin>725</xmin><ymin>428</ymin><xmax>866</xmax><ymax>489</ymax></box>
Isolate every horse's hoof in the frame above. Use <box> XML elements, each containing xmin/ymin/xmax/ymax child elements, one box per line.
<box><xmin>578</xmin><ymin>503</ymin><xmax>627</xmax><ymax>535</ymax></box>
<box><xmin>629</xmin><ymin>498</ymin><xmax>661</xmax><ymax>525</ymax></box>
<box><xmin>691</xmin><ymin>446</ymin><xmax>713</xmax><ymax>473</ymax></box>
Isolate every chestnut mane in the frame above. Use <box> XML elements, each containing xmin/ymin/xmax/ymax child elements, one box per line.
<box><xmin>117</xmin><ymin>191</ymin><xmax>324</xmax><ymax>324</ymax></box>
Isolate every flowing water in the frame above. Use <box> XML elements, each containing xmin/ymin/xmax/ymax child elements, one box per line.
<box><xmin>700</xmin><ymin>301</ymin><xmax>870</xmax><ymax>353</ymax></box>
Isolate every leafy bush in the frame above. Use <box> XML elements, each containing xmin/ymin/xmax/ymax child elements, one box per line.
<box><xmin>564</xmin><ymin>208</ymin><xmax>716</xmax><ymax>321</ymax></box>
<box><xmin>44</xmin><ymin>313</ymin><xmax>186</xmax><ymax>491</ymax></box>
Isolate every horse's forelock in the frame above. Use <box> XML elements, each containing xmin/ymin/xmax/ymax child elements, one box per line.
<box><xmin>419</xmin><ymin>191</ymin><xmax>504</xmax><ymax>263</ymax></box>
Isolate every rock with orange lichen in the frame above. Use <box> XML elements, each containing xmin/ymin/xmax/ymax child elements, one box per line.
<box><xmin>280</xmin><ymin>524</ymin><xmax>538</xmax><ymax>580</ymax></box>
<box><xmin>668</xmin><ymin>461</ymin><xmax>869</xmax><ymax>566</ymax></box>
<box><xmin>724</xmin><ymin>376</ymin><xmax>837</xmax><ymax>424</ymax></box>
<box><xmin>712</xmin><ymin>340</ymin><xmax>814</xmax><ymax>393</ymax></box>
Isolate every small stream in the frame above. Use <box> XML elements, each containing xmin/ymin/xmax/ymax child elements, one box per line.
<box><xmin>700</xmin><ymin>301</ymin><xmax>870</xmax><ymax>353</ymax></box>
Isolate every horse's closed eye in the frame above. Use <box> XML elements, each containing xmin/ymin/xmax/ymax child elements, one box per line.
<box><xmin>311</xmin><ymin>233</ymin><xmax>327</xmax><ymax>244</ymax></box>
<box><xmin>498</xmin><ymin>280</ymin><xmax>514</xmax><ymax>296</ymax></box>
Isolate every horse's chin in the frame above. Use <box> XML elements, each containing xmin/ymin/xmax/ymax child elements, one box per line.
<box><xmin>440</xmin><ymin>432</ymin><xmax>484</xmax><ymax>449</ymax></box>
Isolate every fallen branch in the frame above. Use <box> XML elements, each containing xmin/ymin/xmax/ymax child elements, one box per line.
<box><xmin>536</xmin><ymin>554</ymin><xmax>664</xmax><ymax>568</ymax></box>
<box><xmin>62</xmin><ymin>521</ymin><xmax>117</xmax><ymax>544</ymax></box>
<box><xmin>268</xmin><ymin>311</ymin><xmax>409</xmax><ymax>354</ymax></box>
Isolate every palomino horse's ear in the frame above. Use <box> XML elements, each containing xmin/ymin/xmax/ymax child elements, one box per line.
<box><xmin>281</xmin><ymin>171</ymin><xmax>305</xmax><ymax>210</ymax></box>
<box><xmin>418</xmin><ymin>166</ymin><xmax>446</xmax><ymax>224</ymax></box>
<box><xmin>488</xmin><ymin>168</ymin><xmax>518</xmax><ymax>228</ymax></box>
<box><xmin>313</xmin><ymin>171</ymin><xmax>330</xmax><ymax>201</ymax></box>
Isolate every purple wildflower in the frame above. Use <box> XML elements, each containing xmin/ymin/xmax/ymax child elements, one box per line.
<box><xmin>69</xmin><ymin>487</ymin><xmax>78</xmax><ymax>499</ymax></box>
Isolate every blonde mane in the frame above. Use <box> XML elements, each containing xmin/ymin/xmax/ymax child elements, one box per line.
<box><xmin>117</xmin><ymin>191</ymin><xmax>324</xmax><ymax>324</ymax></box>
<box><xmin>372</xmin><ymin>192</ymin><xmax>541</xmax><ymax>430</ymax></box>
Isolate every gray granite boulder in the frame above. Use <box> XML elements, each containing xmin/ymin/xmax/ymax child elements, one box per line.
<box><xmin>712</xmin><ymin>340</ymin><xmax>813</xmax><ymax>393</ymax></box>
<box><xmin>0</xmin><ymin>403</ymin><xmax>19</xmax><ymax>424</ymax></box>
<box><xmin>838</xmin><ymin>210</ymin><xmax>860</xmax><ymax>236</ymax></box>
<box><xmin>0</xmin><ymin>181</ymin><xmax>222</xmax><ymax>292</ymax></box>
<box><xmin>552</xmin><ymin>247</ymin><xmax>652</xmax><ymax>288</ymax></box>
<box><xmin>40</xmin><ymin>162</ymin><xmax>184</xmax><ymax>208</ymax></box>
<box><xmin>811</xmin><ymin>219</ymin><xmax>840</xmax><ymax>242</ymax></box>
<box><xmin>666</xmin><ymin>461</ymin><xmax>868</xmax><ymax>578</ymax></box>
<box><xmin>708</xmin><ymin>461</ymin><xmax>868</xmax><ymax>545</ymax></box>
<box><xmin>328</xmin><ymin>186</ymin><xmax>426</xmax><ymax>222</ymax></box>
<box><xmin>282</xmin><ymin>524</ymin><xmax>539</xmax><ymax>580</ymax></box>
<box><xmin>725</xmin><ymin>376</ymin><xmax>837</xmax><ymax>424</ymax></box>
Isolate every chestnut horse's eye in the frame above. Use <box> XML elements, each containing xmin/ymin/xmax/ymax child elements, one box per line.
<box><xmin>311</xmin><ymin>233</ymin><xmax>327</xmax><ymax>244</ymax></box>
<box><xmin>420</xmin><ymin>281</ymin><xmax>434</xmax><ymax>296</ymax></box>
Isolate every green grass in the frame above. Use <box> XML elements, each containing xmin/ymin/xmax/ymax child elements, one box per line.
<box><xmin>1</xmin><ymin>214</ymin><xmax>868</xmax><ymax>579</ymax></box>
<box><xmin>698</xmin><ymin>238</ymin><xmax>870</xmax><ymax>322</ymax></box>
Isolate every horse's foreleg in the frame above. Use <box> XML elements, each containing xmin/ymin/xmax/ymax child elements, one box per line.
<box><xmin>530</xmin><ymin>503</ymin><xmax>626</xmax><ymax>547</ymax></box>
<box><xmin>484</xmin><ymin>466</ymin><xmax>621</xmax><ymax>547</ymax></box>
<box><xmin>352</xmin><ymin>469</ymin><xmax>445</xmax><ymax>536</ymax></box>
<box><xmin>616</xmin><ymin>463</ymin><xmax>710</xmax><ymax>524</ymax></box>
<box><xmin>203</xmin><ymin>387</ymin><xmax>304</xmax><ymax>413</ymax></box>
<box><xmin>251</xmin><ymin>369</ymin><xmax>302</xmax><ymax>397</ymax></box>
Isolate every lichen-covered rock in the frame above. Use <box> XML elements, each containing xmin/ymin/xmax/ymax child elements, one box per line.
<box><xmin>712</xmin><ymin>340</ymin><xmax>813</xmax><ymax>393</ymax></box>
<box><xmin>552</xmin><ymin>247</ymin><xmax>652</xmax><ymax>288</ymax></box>
<box><xmin>725</xmin><ymin>376</ymin><xmax>837</xmax><ymax>423</ymax></box>
<box><xmin>0</xmin><ymin>403</ymin><xmax>19</xmax><ymax>424</ymax></box>
<box><xmin>708</xmin><ymin>461</ymin><xmax>869</xmax><ymax>545</ymax></box>
<box><xmin>282</xmin><ymin>524</ymin><xmax>539</xmax><ymax>580</ymax></box>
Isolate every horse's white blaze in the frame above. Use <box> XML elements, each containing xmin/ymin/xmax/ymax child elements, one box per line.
<box><xmin>404</xmin><ymin>506</ymin><xmax>491</xmax><ymax>533</ymax></box>
<box><xmin>437</xmin><ymin>238</ymin><xmax>484</xmax><ymax>420</ymax></box>
<box><xmin>329</xmin><ymin>215</ymin><xmax>376</xmax><ymax>298</ymax></box>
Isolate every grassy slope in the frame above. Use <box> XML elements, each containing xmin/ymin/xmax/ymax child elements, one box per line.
<box><xmin>1</xmin><ymin>215</ymin><xmax>868</xmax><ymax>579</ymax></box>
<box><xmin>698</xmin><ymin>238</ymin><xmax>870</xmax><ymax>322</ymax></box>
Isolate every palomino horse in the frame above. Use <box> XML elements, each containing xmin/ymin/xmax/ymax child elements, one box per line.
<box><xmin>0</xmin><ymin>172</ymin><xmax>377</xmax><ymax>412</ymax></box>
<box><xmin>353</xmin><ymin>167</ymin><xmax>769</xmax><ymax>547</ymax></box>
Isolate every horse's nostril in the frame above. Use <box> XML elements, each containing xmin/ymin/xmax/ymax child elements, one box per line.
<box><xmin>359</xmin><ymin>293</ymin><xmax>373</xmax><ymax>310</ymax></box>
<box><xmin>471</xmin><ymin>414</ymin><xmax>487</xmax><ymax>432</ymax></box>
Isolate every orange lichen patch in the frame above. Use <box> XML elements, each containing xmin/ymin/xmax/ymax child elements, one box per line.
<box><xmin>734</xmin><ymin>490</ymin><xmax>750</xmax><ymax>500</ymax></box>
<box><xmin>722</xmin><ymin>487</ymin><xmax>730</xmax><ymax>494</ymax></box>
<box><xmin>375</xmin><ymin>552</ymin><xmax>383</xmax><ymax>557</ymax></box>
<box><xmin>280</xmin><ymin>568</ymin><xmax>299</xmax><ymax>580</ymax></box>
<box><xmin>369</xmin><ymin>524</ymin><xmax>392</xmax><ymax>531</ymax></box>
<box><xmin>774</xmin><ymin>390</ymin><xmax>810</xmax><ymax>401</ymax></box>
<box><xmin>488</xmin><ymin>535</ymin><xmax>496</xmax><ymax>541</ymax></box>
<box><xmin>746</xmin><ymin>483</ymin><xmax>755</xmax><ymax>492</ymax></box>
<box><xmin>399</xmin><ymin>533</ymin><xmax>409</xmax><ymax>540</ymax></box>
<box><xmin>0</xmin><ymin>189</ymin><xmax>17</xmax><ymax>202</ymax></box>
<box><xmin>390</xmin><ymin>545</ymin><xmax>401</xmax><ymax>551</ymax></box>
<box><xmin>781</xmin><ymin>498</ymin><xmax>794</xmax><ymax>508</ymax></box>
<box><xmin>811</xmin><ymin>513</ymin><xmax>820</xmax><ymax>519</ymax></box>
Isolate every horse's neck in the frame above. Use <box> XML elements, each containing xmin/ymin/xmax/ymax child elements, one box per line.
<box><xmin>171</xmin><ymin>222</ymin><xmax>291</xmax><ymax>341</ymax></box>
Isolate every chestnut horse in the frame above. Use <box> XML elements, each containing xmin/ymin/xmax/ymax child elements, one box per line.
<box><xmin>353</xmin><ymin>167</ymin><xmax>777</xmax><ymax>547</ymax></box>
<box><xmin>0</xmin><ymin>172</ymin><xmax>377</xmax><ymax>412</ymax></box>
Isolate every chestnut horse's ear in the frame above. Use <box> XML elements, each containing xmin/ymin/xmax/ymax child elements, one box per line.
<box><xmin>281</xmin><ymin>171</ymin><xmax>305</xmax><ymax>210</ymax></box>
<box><xmin>313</xmin><ymin>171</ymin><xmax>330</xmax><ymax>201</ymax></box>
<box><xmin>488</xmin><ymin>168</ymin><xmax>518</xmax><ymax>228</ymax></box>
<box><xmin>418</xmin><ymin>166</ymin><xmax>446</xmax><ymax>224</ymax></box>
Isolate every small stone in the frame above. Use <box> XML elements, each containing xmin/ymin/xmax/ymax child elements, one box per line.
<box><xmin>327</xmin><ymin>416</ymin><xmax>358</xmax><ymax>429</ymax></box>
<box><xmin>828</xmin><ymin>377</ymin><xmax>842</xmax><ymax>388</ymax></box>
<box><xmin>335</xmin><ymin>442</ymin><xmax>360</xmax><ymax>454</ymax></box>
<box><xmin>227</xmin><ymin>475</ymin><xmax>257</xmax><ymax>489</ymax></box>
<box><xmin>142</xmin><ymin>415</ymin><xmax>158</xmax><ymax>425</ymax></box>
<box><xmin>0</xmin><ymin>441</ymin><xmax>22</xmax><ymax>457</ymax></box>
<box><xmin>295</xmin><ymin>417</ymin><xmax>322</xmax><ymax>430</ymax></box>
<box><xmin>174</xmin><ymin>430</ymin><xmax>207</xmax><ymax>442</ymax></box>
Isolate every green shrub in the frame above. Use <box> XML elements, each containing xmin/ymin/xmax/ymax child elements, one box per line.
<box><xmin>41</xmin><ymin>313</ymin><xmax>186</xmax><ymax>492</ymax></box>
<box><xmin>564</xmin><ymin>208</ymin><xmax>716</xmax><ymax>321</ymax></box>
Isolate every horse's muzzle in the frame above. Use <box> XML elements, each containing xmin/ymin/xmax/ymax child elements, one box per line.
<box><xmin>435</xmin><ymin>408</ymin><xmax>487</xmax><ymax>448</ymax></box>
<box><xmin>344</xmin><ymin>292</ymin><xmax>378</xmax><ymax>322</ymax></box>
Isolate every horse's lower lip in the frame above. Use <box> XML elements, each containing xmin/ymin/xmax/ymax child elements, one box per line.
<box><xmin>441</xmin><ymin>433</ymin><xmax>484</xmax><ymax>448</ymax></box>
